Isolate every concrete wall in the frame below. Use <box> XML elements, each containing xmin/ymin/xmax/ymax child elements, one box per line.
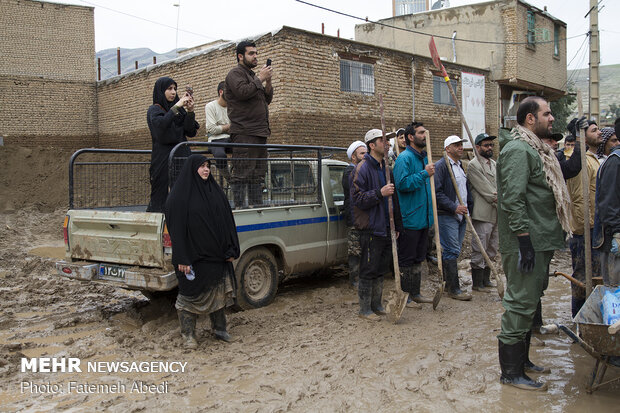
<box><xmin>96</xmin><ymin>27</ymin><xmax>496</xmax><ymax>157</ymax></box>
<box><xmin>354</xmin><ymin>0</ymin><xmax>566</xmax><ymax>94</ymax></box>
<box><xmin>0</xmin><ymin>0</ymin><xmax>97</xmax><ymax>148</ymax></box>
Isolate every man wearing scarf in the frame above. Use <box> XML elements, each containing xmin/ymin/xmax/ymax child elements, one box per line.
<box><xmin>496</xmin><ymin>96</ymin><xmax>572</xmax><ymax>391</ymax></box>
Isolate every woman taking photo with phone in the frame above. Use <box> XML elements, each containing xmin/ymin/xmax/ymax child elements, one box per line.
<box><xmin>165</xmin><ymin>154</ymin><xmax>240</xmax><ymax>349</ymax></box>
<box><xmin>146</xmin><ymin>76</ymin><xmax>199</xmax><ymax>212</ymax></box>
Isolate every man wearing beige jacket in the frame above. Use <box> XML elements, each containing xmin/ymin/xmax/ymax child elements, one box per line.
<box><xmin>467</xmin><ymin>133</ymin><xmax>498</xmax><ymax>293</ymax></box>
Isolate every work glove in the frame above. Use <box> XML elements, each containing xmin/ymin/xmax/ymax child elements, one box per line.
<box><xmin>577</xmin><ymin>116</ymin><xmax>588</xmax><ymax>131</ymax></box>
<box><xmin>612</xmin><ymin>233</ymin><xmax>620</xmax><ymax>257</ymax></box>
<box><xmin>517</xmin><ymin>235</ymin><xmax>535</xmax><ymax>273</ymax></box>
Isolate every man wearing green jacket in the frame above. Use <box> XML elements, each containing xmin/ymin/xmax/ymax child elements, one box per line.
<box><xmin>496</xmin><ymin>96</ymin><xmax>572</xmax><ymax>391</ymax></box>
<box><xmin>394</xmin><ymin>122</ymin><xmax>435</xmax><ymax>306</ymax></box>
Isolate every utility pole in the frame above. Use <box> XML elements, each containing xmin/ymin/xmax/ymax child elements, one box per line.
<box><xmin>587</xmin><ymin>0</ymin><xmax>601</xmax><ymax>122</ymax></box>
<box><xmin>173</xmin><ymin>1</ymin><xmax>181</xmax><ymax>54</ymax></box>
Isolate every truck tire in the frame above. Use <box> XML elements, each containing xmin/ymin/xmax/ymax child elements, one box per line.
<box><xmin>235</xmin><ymin>248</ymin><xmax>278</xmax><ymax>310</ymax></box>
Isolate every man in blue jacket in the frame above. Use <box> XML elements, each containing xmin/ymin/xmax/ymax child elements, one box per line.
<box><xmin>434</xmin><ymin>136</ymin><xmax>473</xmax><ymax>301</ymax></box>
<box><xmin>351</xmin><ymin>129</ymin><xmax>402</xmax><ymax>321</ymax></box>
<box><xmin>394</xmin><ymin>122</ymin><xmax>435</xmax><ymax>306</ymax></box>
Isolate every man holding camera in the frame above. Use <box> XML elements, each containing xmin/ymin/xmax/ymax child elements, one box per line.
<box><xmin>225</xmin><ymin>40</ymin><xmax>273</xmax><ymax>208</ymax></box>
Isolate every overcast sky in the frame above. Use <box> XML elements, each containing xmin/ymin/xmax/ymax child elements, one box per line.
<box><xmin>59</xmin><ymin>0</ymin><xmax>618</xmax><ymax>69</ymax></box>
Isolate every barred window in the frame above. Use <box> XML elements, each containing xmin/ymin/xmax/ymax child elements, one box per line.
<box><xmin>433</xmin><ymin>75</ymin><xmax>457</xmax><ymax>106</ymax></box>
<box><xmin>527</xmin><ymin>11</ymin><xmax>536</xmax><ymax>45</ymax></box>
<box><xmin>340</xmin><ymin>59</ymin><xmax>375</xmax><ymax>95</ymax></box>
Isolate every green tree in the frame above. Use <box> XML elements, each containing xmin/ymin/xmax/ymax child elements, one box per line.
<box><xmin>551</xmin><ymin>85</ymin><xmax>576</xmax><ymax>134</ymax></box>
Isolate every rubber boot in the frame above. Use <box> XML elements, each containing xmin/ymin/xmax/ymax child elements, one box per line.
<box><xmin>472</xmin><ymin>268</ymin><xmax>492</xmax><ymax>292</ymax></box>
<box><xmin>444</xmin><ymin>259</ymin><xmax>471</xmax><ymax>301</ymax></box>
<box><xmin>178</xmin><ymin>310</ymin><xmax>198</xmax><ymax>349</ymax></box>
<box><xmin>483</xmin><ymin>266</ymin><xmax>496</xmax><ymax>288</ymax></box>
<box><xmin>400</xmin><ymin>266</ymin><xmax>421</xmax><ymax>308</ymax></box>
<box><xmin>371</xmin><ymin>276</ymin><xmax>387</xmax><ymax>316</ymax></box>
<box><xmin>524</xmin><ymin>331</ymin><xmax>550</xmax><ymax>374</ymax></box>
<box><xmin>410</xmin><ymin>263</ymin><xmax>433</xmax><ymax>303</ymax></box>
<box><xmin>210</xmin><ymin>309</ymin><xmax>236</xmax><ymax>343</ymax></box>
<box><xmin>358</xmin><ymin>279</ymin><xmax>381</xmax><ymax>321</ymax></box>
<box><xmin>348</xmin><ymin>255</ymin><xmax>360</xmax><ymax>288</ymax></box>
<box><xmin>498</xmin><ymin>339</ymin><xmax>548</xmax><ymax>391</ymax></box>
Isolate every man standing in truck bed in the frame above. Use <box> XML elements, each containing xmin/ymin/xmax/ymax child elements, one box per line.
<box><xmin>225</xmin><ymin>40</ymin><xmax>273</xmax><ymax>208</ymax></box>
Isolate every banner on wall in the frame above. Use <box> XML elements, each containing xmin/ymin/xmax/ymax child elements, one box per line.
<box><xmin>461</xmin><ymin>72</ymin><xmax>485</xmax><ymax>149</ymax></box>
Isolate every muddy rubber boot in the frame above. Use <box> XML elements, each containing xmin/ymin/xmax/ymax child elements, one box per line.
<box><xmin>358</xmin><ymin>279</ymin><xmax>381</xmax><ymax>321</ymax></box>
<box><xmin>178</xmin><ymin>310</ymin><xmax>198</xmax><ymax>349</ymax></box>
<box><xmin>532</xmin><ymin>301</ymin><xmax>543</xmax><ymax>333</ymax></box>
<box><xmin>524</xmin><ymin>331</ymin><xmax>550</xmax><ymax>374</ymax></box>
<box><xmin>410</xmin><ymin>263</ymin><xmax>433</xmax><ymax>304</ymax></box>
<box><xmin>444</xmin><ymin>259</ymin><xmax>472</xmax><ymax>301</ymax></box>
<box><xmin>483</xmin><ymin>266</ymin><xmax>496</xmax><ymax>288</ymax></box>
<box><xmin>498</xmin><ymin>339</ymin><xmax>548</xmax><ymax>391</ymax></box>
<box><xmin>348</xmin><ymin>255</ymin><xmax>360</xmax><ymax>288</ymax></box>
<box><xmin>210</xmin><ymin>309</ymin><xmax>236</xmax><ymax>343</ymax></box>
<box><xmin>400</xmin><ymin>267</ymin><xmax>420</xmax><ymax>308</ymax></box>
<box><xmin>371</xmin><ymin>276</ymin><xmax>387</xmax><ymax>315</ymax></box>
<box><xmin>472</xmin><ymin>268</ymin><xmax>492</xmax><ymax>293</ymax></box>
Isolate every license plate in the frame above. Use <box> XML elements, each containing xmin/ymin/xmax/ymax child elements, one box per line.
<box><xmin>99</xmin><ymin>264</ymin><xmax>126</xmax><ymax>280</ymax></box>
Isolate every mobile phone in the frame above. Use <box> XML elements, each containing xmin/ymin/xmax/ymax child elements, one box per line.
<box><xmin>185</xmin><ymin>85</ymin><xmax>193</xmax><ymax>97</ymax></box>
<box><xmin>266</xmin><ymin>58</ymin><xmax>272</xmax><ymax>67</ymax></box>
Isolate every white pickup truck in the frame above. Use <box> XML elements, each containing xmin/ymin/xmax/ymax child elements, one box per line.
<box><xmin>56</xmin><ymin>143</ymin><xmax>349</xmax><ymax>309</ymax></box>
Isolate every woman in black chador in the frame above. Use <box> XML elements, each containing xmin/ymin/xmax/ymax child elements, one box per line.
<box><xmin>165</xmin><ymin>154</ymin><xmax>240</xmax><ymax>349</ymax></box>
<box><xmin>146</xmin><ymin>76</ymin><xmax>199</xmax><ymax>212</ymax></box>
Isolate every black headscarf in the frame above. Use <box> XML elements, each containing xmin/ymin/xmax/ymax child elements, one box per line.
<box><xmin>164</xmin><ymin>155</ymin><xmax>240</xmax><ymax>295</ymax></box>
<box><xmin>152</xmin><ymin>76</ymin><xmax>179</xmax><ymax>112</ymax></box>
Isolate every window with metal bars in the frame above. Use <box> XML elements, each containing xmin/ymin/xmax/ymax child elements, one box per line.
<box><xmin>340</xmin><ymin>59</ymin><xmax>375</xmax><ymax>95</ymax></box>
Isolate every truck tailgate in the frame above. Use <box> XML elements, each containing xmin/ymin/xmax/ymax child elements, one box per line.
<box><xmin>66</xmin><ymin>210</ymin><xmax>165</xmax><ymax>268</ymax></box>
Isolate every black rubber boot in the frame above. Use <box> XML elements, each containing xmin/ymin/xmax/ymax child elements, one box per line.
<box><xmin>178</xmin><ymin>310</ymin><xmax>198</xmax><ymax>349</ymax></box>
<box><xmin>444</xmin><ymin>259</ymin><xmax>471</xmax><ymax>301</ymax></box>
<box><xmin>524</xmin><ymin>331</ymin><xmax>550</xmax><ymax>374</ymax></box>
<box><xmin>410</xmin><ymin>263</ymin><xmax>433</xmax><ymax>303</ymax></box>
<box><xmin>210</xmin><ymin>309</ymin><xmax>236</xmax><ymax>343</ymax></box>
<box><xmin>472</xmin><ymin>268</ymin><xmax>492</xmax><ymax>292</ymax></box>
<box><xmin>400</xmin><ymin>267</ymin><xmax>421</xmax><ymax>308</ymax></box>
<box><xmin>348</xmin><ymin>255</ymin><xmax>360</xmax><ymax>288</ymax></box>
<box><xmin>499</xmin><ymin>339</ymin><xmax>548</xmax><ymax>391</ymax></box>
<box><xmin>358</xmin><ymin>279</ymin><xmax>380</xmax><ymax>321</ymax></box>
<box><xmin>371</xmin><ymin>276</ymin><xmax>387</xmax><ymax>316</ymax></box>
<box><xmin>483</xmin><ymin>266</ymin><xmax>496</xmax><ymax>288</ymax></box>
<box><xmin>571</xmin><ymin>296</ymin><xmax>585</xmax><ymax>318</ymax></box>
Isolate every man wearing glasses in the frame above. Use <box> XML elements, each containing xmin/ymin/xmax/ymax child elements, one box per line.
<box><xmin>467</xmin><ymin>133</ymin><xmax>498</xmax><ymax>293</ymax></box>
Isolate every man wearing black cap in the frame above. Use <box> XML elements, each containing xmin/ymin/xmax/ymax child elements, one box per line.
<box><xmin>467</xmin><ymin>133</ymin><xmax>498</xmax><ymax>293</ymax></box>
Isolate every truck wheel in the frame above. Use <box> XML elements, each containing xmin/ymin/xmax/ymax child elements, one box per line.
<box><xmin>235</xmin><ymin>248</ymin><xmax>278</xmax><ymax>310</ymax></box>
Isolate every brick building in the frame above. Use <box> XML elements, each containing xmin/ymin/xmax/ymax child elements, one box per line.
<box><xmin>0</xmin><ymin>0</ymin><xmax>97</xmax><ymax>148</ymax></box>
<box><xmin>355</xmin><ymin>0</ymin><xmax>567</xmax><ymax>128</ymax></box>
<box><xmin>98</xmin><ymin>26</ymin><xmax>497</xmax><ymax>156</ymax></box>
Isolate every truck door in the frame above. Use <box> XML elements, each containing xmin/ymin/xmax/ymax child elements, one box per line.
<box><xmin>324</xmin><ymin>164</ymin><xmax>348</xmax><ymax>265</ymax></box>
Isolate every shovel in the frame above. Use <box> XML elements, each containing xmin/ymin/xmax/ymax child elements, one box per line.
<box><xmin>378</xmin><ymin>94</ymin><xmax>409</xmax><ymax>323</ymax></box>
<box><xmin>428</xmin><ymin>36</ymin><xmax>505</xmax><ymax>299</ymax></box>
<box><xmin>425</xmin><ymin>131</ymin><xmax>445</xmax><ymax>309</ymax></box>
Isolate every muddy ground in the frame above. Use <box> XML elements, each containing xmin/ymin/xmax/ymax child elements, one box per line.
<box><xmin>0</xmin><ymin>147</ymin><xmax>618</xmax><ymax>412</ymax></box>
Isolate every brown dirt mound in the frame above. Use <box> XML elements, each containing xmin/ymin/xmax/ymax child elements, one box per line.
<box><xmin>0</xmin><ymin>146</ymin><xmax>73</xmax><ymax>212</ymax></box>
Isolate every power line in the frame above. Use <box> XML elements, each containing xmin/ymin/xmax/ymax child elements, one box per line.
<box><xmin>77</xmin><ymin>0</ymin><xmax>218</xmax><ymax>42</ymax></box>
<box><xmin>294</xmin><ymin>0</ymin><xmax>588</xmax><ymax>46</ymax></box>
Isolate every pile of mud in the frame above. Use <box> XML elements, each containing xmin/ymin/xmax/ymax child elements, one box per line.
<box><xmin>0</xmin><ymin>146</ymin><xmax>73</xmax><ymax>212</ymax></box>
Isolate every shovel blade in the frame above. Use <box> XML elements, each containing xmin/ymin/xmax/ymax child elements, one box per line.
<box><xmin>385</xmin><ymin>289</ymin><xmax>408</xmax><ymax>323</ymax></box>
<box><xmin>432</xmin><ymin>281</ymin><xmax>445</xmax><ymax>310</ymax></box>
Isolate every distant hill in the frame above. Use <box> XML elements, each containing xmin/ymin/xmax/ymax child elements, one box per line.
<box><xmin>95</xmin><ymin>48</ymin><xmax>179</xmax><ymax>80</ymax></box>
<box><xmin>567</xmin><ymin>64</ymin><xmax>620</xmax><ymax>122</ymax></box>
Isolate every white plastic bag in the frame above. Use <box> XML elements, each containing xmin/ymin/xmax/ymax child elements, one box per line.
<box><xmin>601</xmin><ymin>288</ymin><xmax>620</xmax><ymax>325</ymax></box>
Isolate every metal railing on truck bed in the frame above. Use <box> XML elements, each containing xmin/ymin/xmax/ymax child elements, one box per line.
<box><xmin>68</xmin><ymin>143</ymin><xmax>345</xmax><ymax>210</ymax></box>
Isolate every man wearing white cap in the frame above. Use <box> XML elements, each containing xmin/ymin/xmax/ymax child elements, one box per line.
<box><xmin>351</xmin><ymin>129</ymin><xmax>402</xmax><ymax>320</ymax></box>
<box><xmin>433</xmin><ymin>135</ymin><xmax>473</xmax><ymax>301</ymax></box>
<box><xmin>343</xmin><ymin>140</ymin><xmax>367</xmax><ymax>287</ymax></box>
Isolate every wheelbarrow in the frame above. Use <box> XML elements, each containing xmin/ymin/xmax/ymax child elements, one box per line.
<box><xmin>541</xmin><ymin>285</ymin><xmax>620</xmax><ymax>393</ymax></box>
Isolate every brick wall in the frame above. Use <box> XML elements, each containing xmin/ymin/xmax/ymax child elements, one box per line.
<box><xmin>0</xmin><ymin>0</ymin><xmax>97</xmax><ymax>149</ymax></box>
<box><xmin>96</xmin><ymin>27</ymin><xmax>495</xmax><ymax>159</ymax></box>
